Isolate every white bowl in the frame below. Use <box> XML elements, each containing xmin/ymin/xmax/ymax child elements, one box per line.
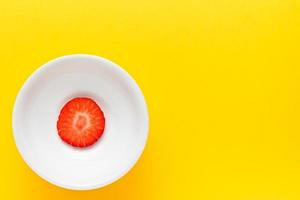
<box><xmin>12</xmin><ymin>54</ymin><xmax>149</xmax><ymax>190</ymax></box>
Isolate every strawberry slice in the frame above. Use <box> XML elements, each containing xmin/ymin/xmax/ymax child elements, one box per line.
<box><xmin>57</xmin><ymin>97</ymin><xmax>105</xmax><ymax>148</ymax></box>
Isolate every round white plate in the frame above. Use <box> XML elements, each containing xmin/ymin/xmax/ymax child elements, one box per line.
<box><xmin>12</xmin><ymin>54</ymin><xmax>149</xmax><ymax>190</ymax></box>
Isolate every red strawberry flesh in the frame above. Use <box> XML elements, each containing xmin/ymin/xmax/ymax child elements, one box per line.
<box><xmin>57</xmin><ymin>97</ymin><xmax>105</xmax><ymax>148</ymax></box>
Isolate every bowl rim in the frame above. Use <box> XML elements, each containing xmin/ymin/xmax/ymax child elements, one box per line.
<box><xmin>12</xmin><ymin>54</ymin><xmax>149</xmax><ymax>190</ymax></box>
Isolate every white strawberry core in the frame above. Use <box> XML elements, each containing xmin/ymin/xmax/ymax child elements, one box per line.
<box><xmin>74</xmin><ymin>113</ymin><xmax>90</xmax><ymax>132</ymax></box>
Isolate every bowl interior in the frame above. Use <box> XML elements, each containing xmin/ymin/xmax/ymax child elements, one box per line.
<box><xmin>13</xmin><ymin>55</ymin><xmax>148</xmax><ymax>190</ymax></box>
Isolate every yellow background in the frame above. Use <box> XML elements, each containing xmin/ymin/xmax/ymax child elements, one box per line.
<box><xmin>0</xmin><ymin>0</ymin><xmax>299</xmax><ymax>199</ymax></box>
